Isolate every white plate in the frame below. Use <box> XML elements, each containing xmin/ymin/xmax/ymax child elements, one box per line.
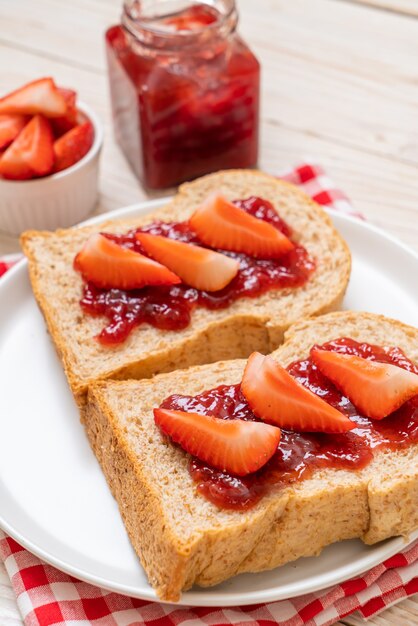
<box><xmin>0</xmin><ymin>202</ymin><xmax>417</xmax><ymax>607</ymax></box>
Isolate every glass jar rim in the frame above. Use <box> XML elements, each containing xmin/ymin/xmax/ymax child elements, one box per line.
<box><xmin>122</xmin><ymin>0</ymin><xmax>238</xmax><ymax>50</ymax></box>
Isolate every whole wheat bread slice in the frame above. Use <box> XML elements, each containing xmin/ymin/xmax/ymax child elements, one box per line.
<box><xmin>21</xmin><ymin>170</ymin><xmax>351</xmax><ymax>407</ymax></box>
<box><xmin>86</xmin><ymin>311</ymin><xmax>418</xmax><ymax>602</ymax></box>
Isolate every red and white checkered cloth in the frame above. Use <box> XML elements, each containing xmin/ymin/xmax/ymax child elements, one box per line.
<box><xmin>1</xmin><ymin>163</ymin><xmax>417</xmax><ymax>626</ymax></box>
<box><xmin>1</xmin><ymin>532</ymin><xmax>417</xmax><ymax>626</ymax></box>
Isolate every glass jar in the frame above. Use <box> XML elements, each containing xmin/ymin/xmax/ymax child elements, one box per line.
<box><xmin>105</xmin><ymin>0</ymin><xmax>260</xmax><ymax>189</ymax></box>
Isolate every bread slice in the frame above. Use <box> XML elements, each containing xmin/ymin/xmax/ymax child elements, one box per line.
<box><xmin>21</xmin><ymin>170</ymin><xmax>350</xmax><ymax>407</ymax></box>
<box><xmin>86</xmin><ymin>311</ymin><xmax>418</xmax><ymax>602</ymax></box>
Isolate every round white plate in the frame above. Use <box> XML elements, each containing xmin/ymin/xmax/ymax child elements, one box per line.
<box><xmin>0</xmin><ymin>202</ymin><xmax>417</xmax><ymax>607</ymax></box>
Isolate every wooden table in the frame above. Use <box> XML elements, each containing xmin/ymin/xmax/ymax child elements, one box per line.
<box><xmin>0</xmin><ymin>0</ymin><xmax>417</xmax><ymax>624</ymax></box>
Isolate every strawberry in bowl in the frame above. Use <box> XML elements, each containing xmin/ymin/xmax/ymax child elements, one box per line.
<box><xmin>0</xmin><ymin>77</ymin><xmax>103</xmax><ymax>235</ymax></box>
<box><xmin>0</xmin><ymin>78</ymin><xmax>95</xmax><ymax>180</ymax></box>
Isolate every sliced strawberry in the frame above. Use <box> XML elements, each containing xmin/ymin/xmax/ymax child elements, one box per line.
<box><xmin>74</xmin><ymin>233</ymin><xmax>181</xmax><ymax>290</ymax></box>
<box><xmin>0</xmin><ymin>114</ymin><xmax>54</xmax><ymax>180</ymax></box>
<box><xmin>311</xmin><ymin>348</ymin><xmax>418</xmax><ymax>420</ymax></box>
<box><xmin>58</xmin><ymin>87</ymin><xmax>77</xmax><ymax>108</ymax></box>
<box><xmin>136</xmin><ymin>232</ymin><xmax>239</xmax><ymax>292</ymax></box>
<box><xmin>0</xmin><ymin>78</ymin><xmax>67</xmax><ymax>118</ymax></box>
<box><xmin>189</xmin><ymin>194</ymin><xmax>294</xmax><ymax>259</ymax></box>
<box><xmin>154</xmin><ymin>408</ymin><xmax>281</xmax><ymax>476</ymax></box>
<box><xmin>51</xmin><ymin>88</ymin><xmax>78</xmax><ymax>136</ymax></box>
<box><xmin>54</xmin><ymin>121</ymin><xmax>94</xmax><ymax>172</ymax></box>
<box><xmin>0</xmin><ymin>115</ymin><xmax>28</xmax><ymax>149</ymax></box>
<box><xmin>241</xmin><ymin>352</ymin><xmax>355</xmax><ymax>433</ymax></box>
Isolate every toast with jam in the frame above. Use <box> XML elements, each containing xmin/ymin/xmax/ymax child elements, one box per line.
<box><xmin>21</xmin><ymin>169</ymin><xmax>351</xmax><ymax>407</ymax></box>
<box><xmin>86</xmin><ymin>311</ymin><xmax>418</xmax><ymax>601</ymax></box>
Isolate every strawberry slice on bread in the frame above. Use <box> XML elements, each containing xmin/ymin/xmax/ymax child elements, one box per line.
<box><xmin>241</xmin><ymin>352</ymin><xmax>355</xmax><ymax>433</ymax></box>
<box><xmin>0</xmin><ymin>78</ymin><xmax>67</xmax><ymax>118</ymax></box>
<box><xmin>189</xmin><ymin>194</ymin><xmax>294</xmax><ymax>259</ymax></box>
<box><xmin>0</xmin><ymin>114</ymin><xmax>54</xmax><ymax>180</ymax></box>
<box><xmin>154</xmin><ymin>408</ymin><xmax>281</xmax><ymax>476</ymax></box>
<box><xmin>74</xmin><ymin>233</ymin><xmax>181</xmax><ymax>290</ymax></box>
<box><xmin>136</xmin><ymin>232</ymin><xmax>239</xmax><ymax>291</ymax></box>
<box><xmin>311</xmin><ymin>348</ymin><xmax>418</xmax><ymax>420</ymax></box>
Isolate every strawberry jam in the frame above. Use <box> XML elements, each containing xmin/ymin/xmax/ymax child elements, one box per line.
<box><xmin>78</xmin><ymin>197</ymin><xmax>315</xmax><ymax>345</ymax></box>
<box><xmin>105</xmin><ymin>1</ymin><xmax>259</xmax><ymax>188</ymax></box>
<box><xmin>160</xmin><ymin>338</ymin><xmax>418</xmax><ymax>510</ymax></box>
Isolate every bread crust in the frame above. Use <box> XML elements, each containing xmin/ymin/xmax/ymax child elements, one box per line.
<box><xmin>85</xmin><ymin>311</ymin><xmax>418</xmax><ymax>601</ymax></box>
<box><xmin>21</xmin><ymin>169</ymin><xmax>351</xmax><ymax>406</ymax></box>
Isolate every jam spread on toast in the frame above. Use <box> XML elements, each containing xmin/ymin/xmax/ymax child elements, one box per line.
<box><xmin>160</xmin><ymin>338</ymin><xmax>418</xmax><ymax>510</ymax></box>
<box><xmin>78</xmin><ymin>196</ymin><xmax>315</xmax><ymax>345</ymax></box>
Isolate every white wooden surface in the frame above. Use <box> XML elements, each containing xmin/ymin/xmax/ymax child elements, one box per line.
<box><xmin>349</xmin><ymin>0</ymin><xmax>418</xmax><ymax>16</ymax></box>
<box><xmin>0</xmin><ymin>0</ymin><xmax>417</xmax><ymax>624</ymax></box>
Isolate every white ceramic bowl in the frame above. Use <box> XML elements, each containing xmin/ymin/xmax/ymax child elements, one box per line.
<box><xmin>0</xmin><ymin>102</ymin><xmax>103</xmax><ymax>236</ymax></box>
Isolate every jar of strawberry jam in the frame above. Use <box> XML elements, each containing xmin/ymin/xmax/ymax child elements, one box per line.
<box><xmin>105</xmin><ymin>0</ymin><xmax>260</xmax><ymax>189</ymax></box>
